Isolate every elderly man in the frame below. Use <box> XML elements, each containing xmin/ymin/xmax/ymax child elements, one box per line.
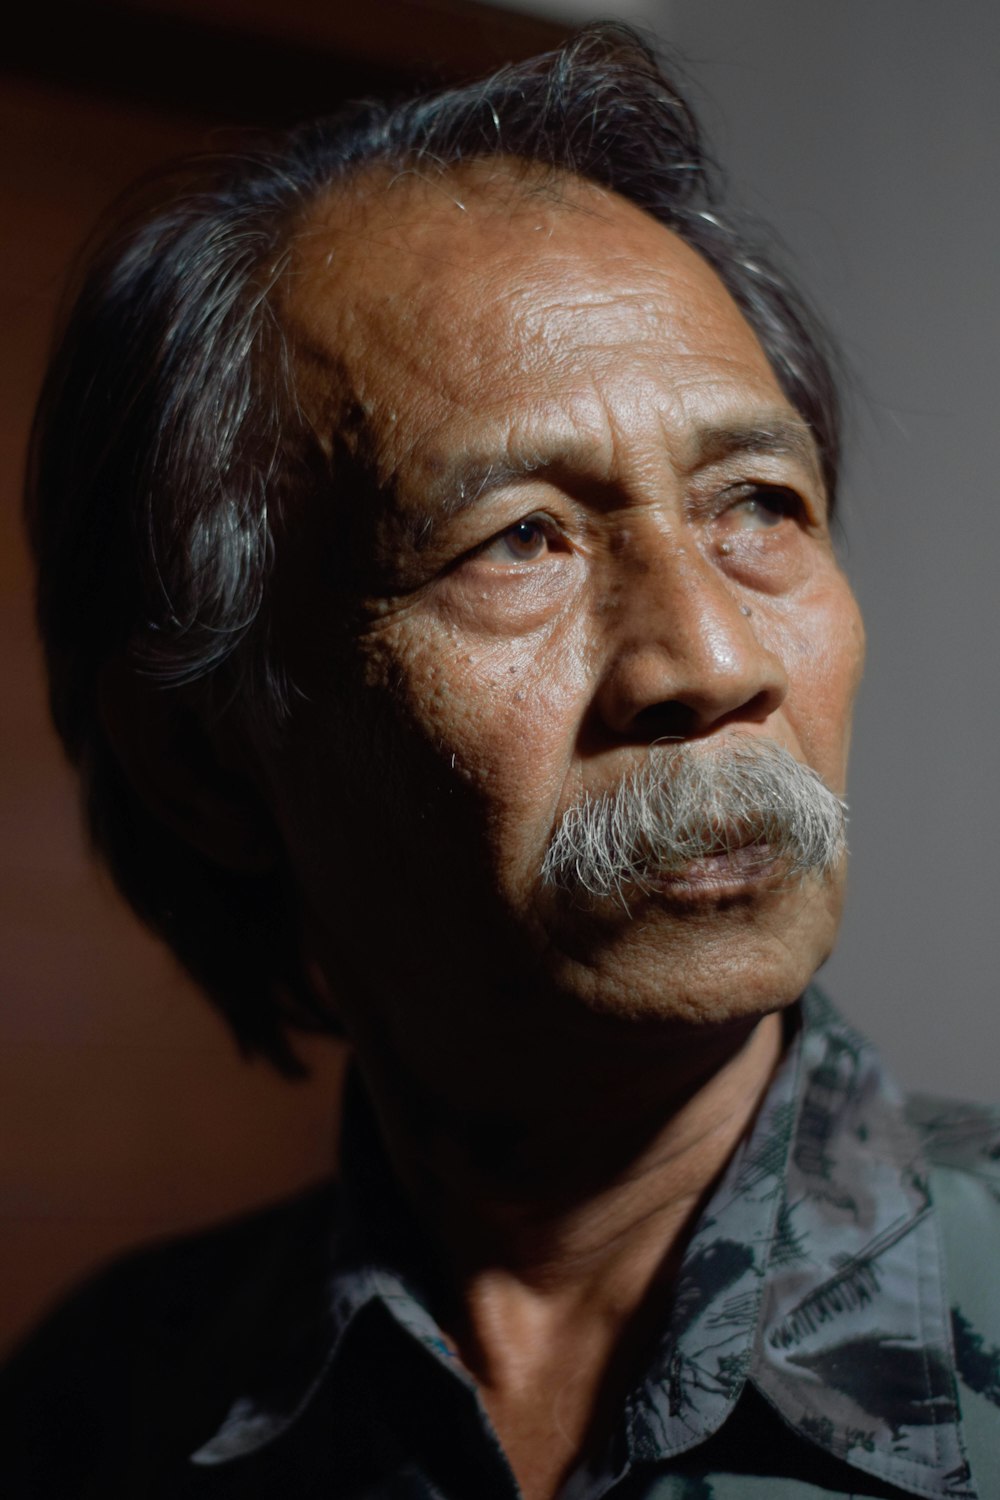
<box><xmin>5</xmin><ymin>23</ymin><xmax>999</xmax><ymax>1500</ymax></box>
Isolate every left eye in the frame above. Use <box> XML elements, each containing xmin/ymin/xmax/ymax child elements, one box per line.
<box><xmin>480</xmin><ymin>518</ymin><xmax>551</xmax><ymax>562</ymax></box>
<box><xmin>729</xmin><ymin>488</ymin><xmax>802</xmax><ymax>530</ymax></box>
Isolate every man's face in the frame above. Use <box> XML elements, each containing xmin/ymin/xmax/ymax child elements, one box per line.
<box><xmin>266</xmin><ymin>165</ymin><xmax>864</xmax><ymax>1075</ymax></box>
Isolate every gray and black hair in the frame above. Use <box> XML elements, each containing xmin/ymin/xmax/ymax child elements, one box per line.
<box><xmin>26</xmin><ymin>23</ymin><xmax>842</xmax><ymax>1071</ymax></box>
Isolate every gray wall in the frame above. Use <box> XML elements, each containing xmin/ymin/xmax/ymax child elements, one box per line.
<box><xmin>658</xmin><ymin>1</ymin><xmax>1000</xmax><ymax>1098</ymax></box>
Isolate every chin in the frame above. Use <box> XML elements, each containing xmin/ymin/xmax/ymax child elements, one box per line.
<box><xmin>543</xmin><ymin>867</ymin><xmax>844</xmax><ymax>1032</ymax></box>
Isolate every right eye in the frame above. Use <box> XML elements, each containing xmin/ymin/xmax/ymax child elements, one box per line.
<box><xmin>477</xmin><ymin>516</ymin><xmax>558</xmax><ymax>564</ymax></box>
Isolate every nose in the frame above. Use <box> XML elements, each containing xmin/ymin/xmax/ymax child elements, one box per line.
<box><xmin>594</xmin><ymin>538</ymin><xmax>788</xmax><ymax>744</ymax></box>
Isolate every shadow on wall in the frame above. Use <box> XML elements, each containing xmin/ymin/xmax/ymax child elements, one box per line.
<box><xmin>0</xmin><ymin>0</ymin><xmax>569</xmax><ymax>1360</ymax></box>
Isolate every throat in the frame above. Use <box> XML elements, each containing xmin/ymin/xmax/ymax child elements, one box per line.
<box><xmin>409</xmin><ymin>1013</ymin><xmax>787</xmax><ymax>1500</ymax></box>
<box><xmin>469</xmin><ymin>1289</ymin><xmax>665</xmax><ymax>1500</ymax></box>
<box><xmin>387</xmin><ymin>1009</ymin><xmax>786</xmax><ymax>1272</ymax></box>
<box><xmin>358</xmin><ymin>1011</ymin><xmax>786</xmax><ymax>1499</ymax></box>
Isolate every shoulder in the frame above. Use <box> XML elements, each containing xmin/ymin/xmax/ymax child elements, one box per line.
<box><xmin>0</xmin><ymin>1180</ymin><xmax>340</xmax><ymax>1498</ymax></box>
<box><xmin>906</xmin><ymin>1090</ymin><xmax>1000</xmax><ymax>1180</ymax></box>
<box><xmin>905</xmin><ymin>1095</ymin><xmax>1000</xmax><ymax>1492</ymax></box>
<box><xmin>903</xmin><ymin>1091</ymin><xmax>1000</xmax><ymax>1262</ymax></box>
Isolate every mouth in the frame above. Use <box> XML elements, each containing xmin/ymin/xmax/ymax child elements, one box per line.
<box><xmin>541</xmin><ymin>735</ymin><xmax>848</xmax><ymax>907</ymax></box>
<box><xmin>637</xmin><ymin>842</ymin><xmax>786</xmax><ymax>900</ymax></box>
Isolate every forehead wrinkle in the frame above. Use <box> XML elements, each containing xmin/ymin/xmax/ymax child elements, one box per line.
<box><xmin>278</xmin><ymin>176</ymin><xmax>665</xmax><ymax>553</ymax></box>
<box><xmin>289</xmin><ymin>161</ymin><xmax>613</xmax><ymax>325</ymax></box>
<box><xmin>282</xmin><ymin>162</ymin><xmax>819</xmax><ymax>555</ymax></box>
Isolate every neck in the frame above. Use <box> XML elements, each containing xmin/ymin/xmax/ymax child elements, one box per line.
<box><xmin>365</xmin><ymin>1003</ymin><xmax>784</xmax><ymax>1234</ymax></box>
<box><xmin>353</xmin><ymin>1004</ymin><xmax>785</xmax><ymax>1497</ymax></box>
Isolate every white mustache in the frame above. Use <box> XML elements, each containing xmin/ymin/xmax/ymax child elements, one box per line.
<box><xmin>541</xmin><ymin>735</ymin><xmax>847</xmax><ymax>899</ymax></box>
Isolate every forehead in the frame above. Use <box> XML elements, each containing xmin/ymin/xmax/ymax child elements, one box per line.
<box><xmin>281</xmin><ymin>161</ymin><xmax>797</xmax><ymax>490</ymax></box>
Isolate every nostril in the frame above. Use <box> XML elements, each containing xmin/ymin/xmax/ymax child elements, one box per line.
<box><xmin>629</xmin><ymin>686</ymin><xmax>778</xmax><ymax>745</ymax></box>
<box><xmin>632</xmin><ymin>701</ymin><xmax>700</xmax><ymax>741</ymax></box>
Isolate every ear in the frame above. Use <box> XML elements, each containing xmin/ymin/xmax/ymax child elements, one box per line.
<box><xmin>98</xmin><ymin>657</ymin><xmax>280</xmax><ymax>874</ymax></box>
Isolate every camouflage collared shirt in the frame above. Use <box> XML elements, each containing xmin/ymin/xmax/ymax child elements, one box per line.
<box><xmin>6</xmin><ymin>990</ymin><xmax>1000</xmax><ymax>1498</ymax></box>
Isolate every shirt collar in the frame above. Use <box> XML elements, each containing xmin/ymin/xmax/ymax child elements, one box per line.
<box><xmin>192</xmin><ymin>991</ymin><xmax>976</xmax><ymax>1497</ymax></box>
<box><xmin>751</xmin><ymin>989</ymin><xmax>974</xmax><ymax>1497</ymax></box>
<box><xmin>191</xmin><ymin>1072</ymin><xmax>477</xmax><ymax>1466</ymax></box>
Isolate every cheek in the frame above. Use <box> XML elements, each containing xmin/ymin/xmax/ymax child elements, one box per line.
<box><xmin>367</xmin><ymin>612</ymin><xmax>595</xmax><ymax>875</ymax></box>
<box><xmin>434</xmin><ymin>630</ymin><xmax>591</xmax><ymax>796</ymax></box>
<box><xmin>766</xmin><ymin>578</ymin><xmax>865</xmax><ymax>788</ymax></box>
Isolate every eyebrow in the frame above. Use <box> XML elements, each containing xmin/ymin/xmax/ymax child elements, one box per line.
<box><xmin>410</xmin><ymin>413</ymin><xmax>824</xmax><ymax>539</ymax></box>
<box><xmin>690</xmin><ymin>418</ymin><xmax>823</xmax><ymax>482</ymax></box>
<box><xmin>431</xmin><ymin>451</ymin><xmax>558</xmax><ymax>517</ymax></box>
<box><xmin>399</xmin><ymin>449</ymin><xmax>570</xmax><ymax>544</ymax></box>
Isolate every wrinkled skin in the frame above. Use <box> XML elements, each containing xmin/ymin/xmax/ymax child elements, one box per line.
<box><xmin>257</xmin><ymin>162</ymin><xmax>864</xmax><ymax>1125</ymax></box>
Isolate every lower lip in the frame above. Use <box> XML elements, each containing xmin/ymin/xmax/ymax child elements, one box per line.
<box><xmin>643</xmin><ymin>845</ymin><xmax>783</xmax><ymax>899</ymax></box>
